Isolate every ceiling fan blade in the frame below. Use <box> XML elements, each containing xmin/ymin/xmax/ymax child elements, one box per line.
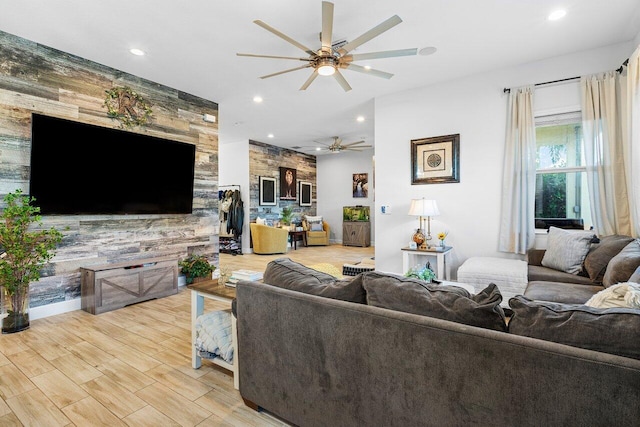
<box><xmin>260</xmin><ymin>64</ymin><xmax>312</xmax><ymax>79</ymax></box>
<box><xmin>300</xmin><ymin>70</ymin><xmax>319</xmax><ymax>90</ymax></box>
<box><xmin>338</xmin><ymin>15</ymin><xmax>403</xmax><ymax>55</ymax></box>
<box><xmin>346</xmin><ymin>48</ymin><xmax>418</xmax><ymax>62</ymax></box>
<box><xmin>321</xmin><ymin>1</ymin><xmax>334</xmax><ymax>51</ymax></box>
<box><xmin>341</xmin><ymin>140</ymin><xmax>366</xmax><ymax>146</ymax></box>
<box><xmin>237</xmin><ymin>53</ymin><xmax>310</xmax><ymax>61</ymax></box>
<box><xmin>344</xmin><ymin>63</ymin><xmax>393</xmax><ymax>79</ymax></box>
<box><xmin>333</xmin><ymin>71</ymin><xmax>352</xmax><ymax>92</ymax></box>
<box><xmin>254</xmin><ymin>20</ymin><xmax>316</xmax><ymax>56</ymax></box>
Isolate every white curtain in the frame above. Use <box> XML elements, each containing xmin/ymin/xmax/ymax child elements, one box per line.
<box><xmin>499</xmin><ymin>86</ymin><xmax>536</xmax><ymax>254</ymax></box>
<box><xmin>581</xmin><ymin>71</ymin><xmax>631</xmax><ymax>236</ymax></box>
<box><xmin>623</xmin><ymin>45</ymin><xmax>640</xmax><ymax>237</ymax></box>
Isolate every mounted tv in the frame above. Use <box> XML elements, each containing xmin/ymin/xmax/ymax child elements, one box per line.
<box><xmin>29</xmin><ymin>114</ymin><xmax>196</xmax><ymax>215</ymax></box>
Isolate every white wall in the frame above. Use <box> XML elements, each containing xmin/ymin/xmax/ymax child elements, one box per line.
<box><xmin>372</xmin><ymin>41</ymin><xmax>633</xmax><ymax>276</ymax></box>
<box><xmin>316</xmin><ymin>149</ymin><xmax>375</xmax><ymax>244</ymax></box>
<box><xmin>219</xmin><ymin>139</ymin><xmax>250</xmax><ymax>253</ymax></box>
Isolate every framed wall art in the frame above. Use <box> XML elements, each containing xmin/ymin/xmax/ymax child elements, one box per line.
<box><xmin>353</xmin><ymin>173</ymin><xmax>368</xmax><ymax>198</ymax></box>
<box><xmin>279</xmin><ymin>167</ymin><xmax>297</xmax><ymax>200</ymax></box>
<box><xmin>259</xmin><ymin>176</ymin><xmax>277</xmax><ymax>206</ymax></box>
<box><xmin>411</xmin><ymin>134</ymin><xmax>460</xmax><ymax>184</ymax></box>
<box><xmin>299</xmin><ymin>181</ymin><xmax>312</xmax><ymax>206</ymax></box>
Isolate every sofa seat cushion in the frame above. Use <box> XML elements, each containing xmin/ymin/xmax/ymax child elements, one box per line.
<box><xmin>523</xmin><ymin>281</ymin><xmax>604</xmax><ymax>304</ymax></box>
<box><xmin>361</xmin><ymin>271</ymin><xmax>507</xmax><ymax>331</ymax></box>
<box><xmin>527</xmin><ymin>265</ymin><xmax>595</xmax><ymax>285</ymax></box>
<box><xmin>263</xmin><ymin>257</ymin><xmax>366</xmax><ymax>303</ymax></box>
<box><xmin>509</xmin><ymin>295</ymin><xmax>640</xmax><ymax>360</ymax></box>
<box><xmin>603</xmin><ymin>239</ymin><xmax>640</xmax><ymax>287</ymax></box>
<box><xmin>583</xmin><ymin>235</ymin><xmax>635</xmax><ymax>282</ymax></box>
<box><xmin>541</xmin><ymin>227</ymin><xmax>596</xmax><ymax>274</ymax></box>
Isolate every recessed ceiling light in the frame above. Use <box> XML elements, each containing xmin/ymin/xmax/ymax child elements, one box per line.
<box><xmin>356</xmin><ymin>116</ymin><xmax>365</xmax><ymax>122</ymax></box>
<box><xmin>253</xmin><ymin>96</ymin><xmax>263</xmax><ymax>103</ymax></box>
<box><xmin>419</xmin><ymin>47</ymin><xmax>437</xmax><ymax>56</ymax></box>
<box><xmin>267</xmin><ymin>133</ymin><xmax>274</xmax><ymax>138</ymax></box>
<box><xmin>364</xmin><ymin>65</ymin><xmax>371</xmax><ymax>70</ymax></box>
<box><xmin>129</xmin><ymin>48</ymin><xmax>145</xmax><ymax>56</ymax></box>
<box><xmin>548</xmin><ymin>10</ymin><xmax>566</xmax><ymax>21</ymax></box>
<box><xmin>316</xmin><ymin>147</ymin><xmax>322</xmax><ymax>151</ymax></box>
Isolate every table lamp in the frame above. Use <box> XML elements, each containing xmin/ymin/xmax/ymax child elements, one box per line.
<box><xmin>408</xmin><ymin>198</ymin><xmax>440</xmax><ymax>250</ymax></box>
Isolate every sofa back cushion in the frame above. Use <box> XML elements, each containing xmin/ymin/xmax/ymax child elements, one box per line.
<box><xmin>263</xmin><ymin>257</ymin><xmax>366</xmax><ymax>303</ymax></box>
<box><xmin>509</xmin><ymin>295</ymin><xmax>640</xmax><ymax>360</ymax></box>
<box><xmin>541</xmin><ymin>227</ymin><xmax>596</xmax><ymax>275</ymax></box>
<box><xmin>602</xmin><ymin>240</ymin><xmax>640</xmax><ymax>288</ymax></box>
<box><xmin>361</xmin><ymin>271</ymin><xmax>507</xmax><ymax>331</ymax></box>
<box><xmin>583</xmin><ymin>235</ymin><xmax>634</xmax><ymax>283</ymax></box>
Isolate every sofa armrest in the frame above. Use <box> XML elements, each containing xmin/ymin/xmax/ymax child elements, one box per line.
<box><xmin>527</xmin><ymin>249</ymin><xmax>546</xmax><ymax>266</ymax></box>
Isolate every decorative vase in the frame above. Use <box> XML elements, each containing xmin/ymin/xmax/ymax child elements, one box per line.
<box><xmin>440</xmin><ymin>239</ymin><xmax>445</xmax><ymax>248</ymax></box>
<box><xmin>412</xmin><ymin>229</ymin><xmax>425</xmax><ymax>246</ymax></box>
<box><xmin>1</xmin><ymin>286</ymin><xmax>30</xmax><ymax>334</ymax></box>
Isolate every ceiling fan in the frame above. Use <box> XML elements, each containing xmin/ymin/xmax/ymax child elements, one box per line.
<box><xmin>236</xmin><ymin>1</ymin><xmax>417</xmax><ymax>92</ymax></box>
<box><xmin>317</xmin><ymin>136</ymin><xmax>372</xmax><ymax>153</ymax></box>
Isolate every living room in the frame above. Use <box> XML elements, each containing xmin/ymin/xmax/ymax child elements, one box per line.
<box><xmin>1</xmin><ymin>1</ymin><xmax>640</xmax><ymax>425</ymax></box>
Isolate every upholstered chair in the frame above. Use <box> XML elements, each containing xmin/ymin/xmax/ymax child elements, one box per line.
<box><xmin>249</xmin><ymin>223</ymin><xmax>289</xmax><ymax>254</ymax></box>
<box><xmin>306</xmin><ymin>221</ymin><xmax>330</xmax><ymax>246</ymax></box>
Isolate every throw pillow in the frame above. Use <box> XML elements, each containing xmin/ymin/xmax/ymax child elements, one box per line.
<box><xmin>311</xmin><ymin>222</ymin><xmax>324</xmax><ymax>231</ymax></box>
<box><xmin>541</xmin><ymin>226</ymin><xmax>596</xmax><ymax>275</ymax></box>
<box><xmin>305</xmin><ymin>215</ymin><xmax>323</xmax><ymax>223</ymax></box>
<box><xmin>583</xmin><ymin>235</ymin><xmax>634</xmax><ymax>283</ymax></box>
<box><xmin>361</xmin><ymin>271</ymin><xmax>507</xmax><ymax>331</ymax></box>
<box><xmin>602</xmin><ymin>239</ymin><xmax>640</xmax><ymax>287</ymax></box>
<box><xmin>629</xmin><ymin>265</ymin><xmax>640</xmax><ymax>283</ymax></box>
<box><xmin>255</xmin><ymin>217</ymin><xmax>266</xmax><ymax>225</ymax></box>
<box><xmin>585</xmin><ymin>283</ymin><xmax>640</xmax><ymax>309</ymax></box>
<box><xmin>509</xmin><ymin>295</ymin><xmax>640</xmax><ymax>360</ymax></box>
<box><xmin>263</xmin><ymin>257</ymin><xmax>366</xmax><ymax>304</ymax></box>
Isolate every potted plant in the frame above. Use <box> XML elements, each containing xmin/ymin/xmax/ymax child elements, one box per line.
<box><xmin>0</xmin><ymin>189</ymin><xmax>63</xmax><ymax>334</ymax></box>
<box><xmin>280</xmin><ymin>206</ymin><xmax>294</xmax><ymax>229</ymax></box>
<box><xmin>179</xmin><ymin>254</ymin><xmax>215</xmax><ymax>284</ymax></box>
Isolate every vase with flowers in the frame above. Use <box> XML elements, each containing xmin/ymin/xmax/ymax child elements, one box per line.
<box><xmin>437</xmin><ymin>231</ymin><xmax>448</xmax><ymax>248</ymax></box>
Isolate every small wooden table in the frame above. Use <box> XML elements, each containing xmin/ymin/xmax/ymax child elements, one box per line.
<box><xmin>288</xmin><ymin>230</ymin><xmax>307</xmax><ymax>249</ymax></box>
<box><xmin>188</xmin><ymin>279</ymin><xmax>239</xmax><ymax>389</ymax></box>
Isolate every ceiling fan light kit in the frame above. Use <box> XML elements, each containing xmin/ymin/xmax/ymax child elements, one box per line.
<box><xmin>237</xmin><ymin>1</ymin><xmax>417</xmax><ymax>92</ymax></box>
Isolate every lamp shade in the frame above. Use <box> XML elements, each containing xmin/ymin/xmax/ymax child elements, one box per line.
<box><xmin>408</xmin><ymin>198</ymin><xmax>440</xmax><ymax>217</ymax></box>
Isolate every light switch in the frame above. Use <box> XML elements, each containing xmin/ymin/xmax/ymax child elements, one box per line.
<box><xmin>381</xmin><ymin>205</ymin><xmax>391</xmax><ymax>215</ymax></box>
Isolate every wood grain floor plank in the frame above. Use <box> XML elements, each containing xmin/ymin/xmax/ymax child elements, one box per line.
<box><xmin>30</xmin><ymin>369</ymin><xmax>88</xmax><ymax>408</ymax></box>
<box><xmin>105</xmin><ymin>344</ymin><xmax>163</xmax><ymax>373</ymax></box>
<box><xmin>135</xmin><ymin>382</ymin><xmax>212</xmax><ymax>426</ymax></box>
<box><xmin>6</xmin><ymin>388</ymin><xmax>70</xmax><ymax>427</ymax></box>
<box><xmin>145</xmin><ymin>364</ymin><xmax>212</xmax><ymax>401</ymax></box>
<box><xmin>7</xmin><ymin>349</ymin><xmax>56</xmax><ymax>378</ymax></box>
<box><xmin>122</xmin><ymin>405</ymin><xmax>181</xmax><ymax>427</ymax></box>
<box><xmin>61</xmin><ymin>395</ymin><xmax>127</xmax><ymax>426</ymax></box>
<box><xmin>49</xmin><ymin>353</ymin><xmax>103</xmax><ymax>385</ymax></box>
<box><xmin>0</xmin><ymin>365</ymin><xmax>37</xmax><ymax>399</ymax></box>
<box><xmin>96</xmin><ymin>358</ymin><xmax>155</xmax><ymax>394</ymax></box>
<box><xmin>80</xmin><ymin>375</ymin><xmax>147</xmax><ymax>419</ymax></box>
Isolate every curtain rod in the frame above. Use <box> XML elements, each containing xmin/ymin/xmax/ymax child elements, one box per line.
<box><xmin>503</xmin><ymin>57</ymin><xmax>629</xmax><ymax>93</ymax></box>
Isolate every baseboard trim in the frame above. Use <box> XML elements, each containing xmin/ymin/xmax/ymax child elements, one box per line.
<box><xmin>30</xmin><ymin>298</ymin><xmax>81</xmax><ymax>320</ymax></box>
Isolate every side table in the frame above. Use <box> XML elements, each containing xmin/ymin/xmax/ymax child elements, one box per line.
<box><xmin>189</xmin><ymin>279</ymin><xmax>239</xmax><ymax>390</ymax></box>
<box><xmin>288</xmin><ymin>230</ymin><xmax>307</xmax><ymax>250</ymax></box>
<box><xmin>401</xmin><ymin>246</ymin><xmax>453</xmax><ymax>280</ymax></box>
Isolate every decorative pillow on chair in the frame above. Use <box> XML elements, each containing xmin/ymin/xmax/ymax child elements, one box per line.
<box><xmin>255</xmin><ymin>217</ymin><xmax>266</xmax><ymax>225</ymax></box>
<box><xmin>310</xmin><ymin>222</ymin><xmax>324</xmax><ymax>231</ymax></box>
<box><xmin>509</xmin><ymin>295</ymin><xmax>640</xmax><ymax>360</ymax></box>
<box><xmin>541</xmin><ymin>226</ymin><xmax>596</xmax><ymax>274</ymax></box>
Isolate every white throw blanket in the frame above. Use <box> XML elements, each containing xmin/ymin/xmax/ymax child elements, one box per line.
<box><xmin>585</xmin><ymin>282</ymin><xmax>640</xmax><ymax>309</ymax></box>
<box><xmin>195</xmin><ymin>309</ymin><xmax>234</xmax><ymax>363</ymax></box>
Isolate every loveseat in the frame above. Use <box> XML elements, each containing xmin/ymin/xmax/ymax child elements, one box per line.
<box><xmin>524</xmin><ymin>227</ymin><xmax>640</xmax><ymax>304</ymax></box>
<box><xmin>235</xmin><ymin>258</ymin><xmax>640</xmax><ymax>426</ymax></box>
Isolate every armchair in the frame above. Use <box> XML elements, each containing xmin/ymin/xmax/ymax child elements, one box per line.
<box><xmin>306</xmin><ymin>221</ymin><xmax>330</xmax><ymax>246</ymax></box>
<box><xmin>250</xmin><ymin>223</ymin><xmax>289</xmax><ymax>254</ymax></box>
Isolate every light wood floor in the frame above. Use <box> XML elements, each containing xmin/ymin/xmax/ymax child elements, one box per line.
<box><xmin>0</xmin><ymin>244</ymin><xmax>374</xmax><ymax>426</ymax></box>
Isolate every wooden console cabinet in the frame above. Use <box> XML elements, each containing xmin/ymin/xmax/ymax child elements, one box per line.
<box><xmin>343</xmin><ymin>221</ymin><xmax>371</xmax><ymax>247</ymax></box>
<box><xmin>81</xmin><ymin>256</ymin><xmax>178</xmax><ymax>314</ymax></box>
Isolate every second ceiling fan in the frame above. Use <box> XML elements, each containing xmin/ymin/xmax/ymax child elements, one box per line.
<box><xmin>237</xmin><ymin>1</ymin><xmax>417</xmax><ymax>92</ymax></box>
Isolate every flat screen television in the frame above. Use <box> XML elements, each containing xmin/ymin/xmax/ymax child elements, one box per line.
<box><xmin>29</xmin><ymin>113</ymin><xmax>196</xmax><ymax>215</ymax></box>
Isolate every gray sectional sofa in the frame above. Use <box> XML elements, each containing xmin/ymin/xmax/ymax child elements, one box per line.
<box><xmin>235</xmin><ymin>258</ymin><xmax>640</xmax><ymax>427</ymax></box>
<box><xmin>524</xmin><ymin>229</ymin><xmax>640</xmax><ymax>304</ymax></box>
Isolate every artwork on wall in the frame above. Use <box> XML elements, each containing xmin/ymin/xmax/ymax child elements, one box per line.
<box><xmin>259</xmin><ymin>176</ymin><xmax>277</xmax><ymax>206</ymax></box>
<box><xmin>353</xmin><ymin>173</ymin><xmax>368</xmax><ymax>198</ymax></box>
<box><xmin>411</xmin><ymin>134</ymin><xmax>460</xmax><ymax>184</ymax></box>
<box><xmin>299</xmin><ymin>181</ymin><xmax>312</xmax><ymax>206</ymax></box>
<box><xmin>280</xmin><ymin>167</ymin><xmax>297</xmax><ymax>200</ymax></box>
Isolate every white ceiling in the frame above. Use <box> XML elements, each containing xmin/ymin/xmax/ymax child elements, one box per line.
<box><xmin>1</xmin><ymin>0</ymin><xmax>639</xmax><ymax>154</ymax></box>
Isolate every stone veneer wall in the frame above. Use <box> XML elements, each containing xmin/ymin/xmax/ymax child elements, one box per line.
<box><xmin>249</xmin><ymin>141</ymin><xmax>316</xmax><ymax>225</ymax></box>
<box><xmin>0</xmin><ymin>31</ymin><xmax>219</xmax><ymax>310</ymax></box>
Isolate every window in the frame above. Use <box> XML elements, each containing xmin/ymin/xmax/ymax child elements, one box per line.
<box><xmin>534</xmin><ymin>111</ymin><xmax>591</xmax><ymax>229</ymax></box>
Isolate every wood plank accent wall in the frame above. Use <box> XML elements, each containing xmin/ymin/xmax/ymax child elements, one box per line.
<box><xmin>0</xmin><ymin>31</ymin><xmax>219</xmax><ymax>310</ymax></box>
<box><xmin>249</xmin><ymin>140</ymin><xmax>316</xmax><ymax>223</ymax></box>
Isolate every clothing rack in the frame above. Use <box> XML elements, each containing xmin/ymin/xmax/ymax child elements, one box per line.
<box><xmin>219</xmin><ymin>185</ymin><xmax>243</xmax><ymax>255</ymax></box>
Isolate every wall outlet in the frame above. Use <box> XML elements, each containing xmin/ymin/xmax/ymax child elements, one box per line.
<box><xmin>381</xmin><ymin>205</ymin><xmax>391</xmax><ymax>215</ymax></box>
